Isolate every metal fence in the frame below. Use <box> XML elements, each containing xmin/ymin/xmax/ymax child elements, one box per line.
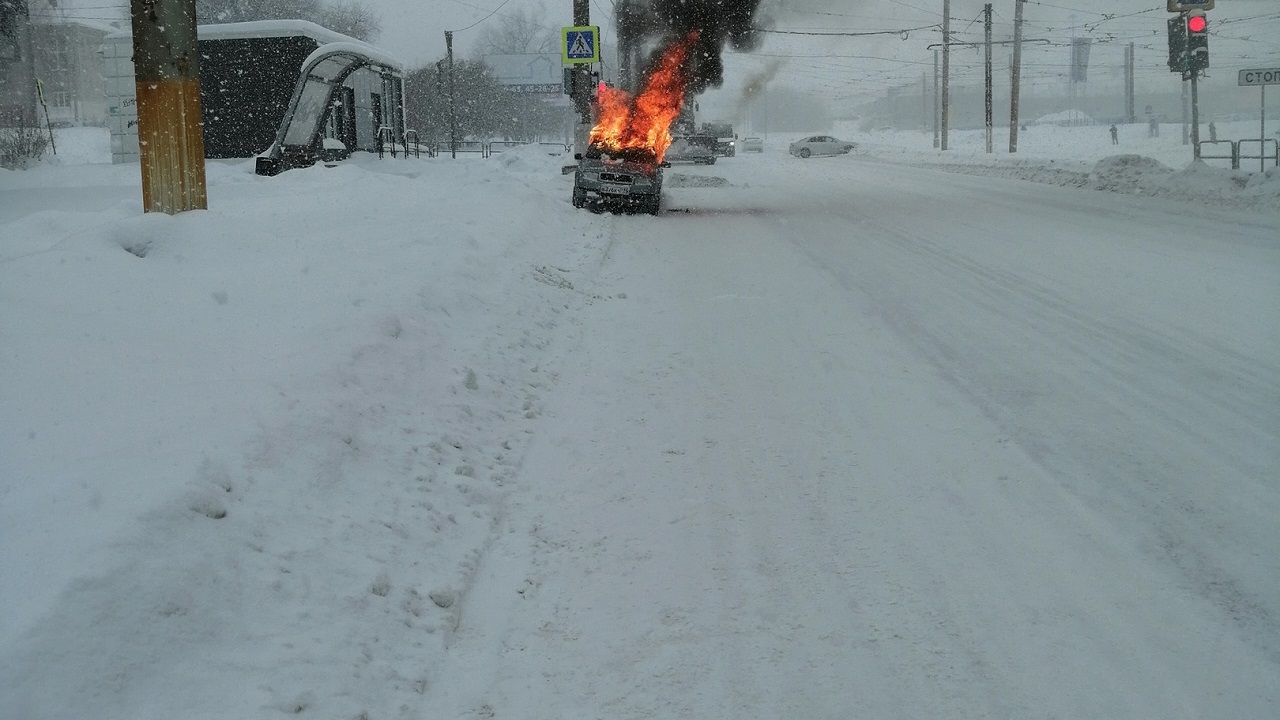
<box><xmin>1195</xmin><ymin>138</ymin><xmax>1279</xmax><ymax>171</ymax></box>
<box><xmin>382</xmin><ymin>138</ymin><xmax>572</xmax><ymax>160</ymax></box>
<box><xmin>1239</xmin><ymin>138</ymin><xmax>1279</xmax><ymax>172</ymax></box>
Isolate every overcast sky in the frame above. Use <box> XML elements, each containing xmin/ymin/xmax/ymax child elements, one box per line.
<box><xmin>57</xmin><ymin>0</ymin><xmax>1280</xmax><ymax>104</ymax></box>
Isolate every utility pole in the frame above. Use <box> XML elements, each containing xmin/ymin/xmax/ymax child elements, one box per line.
<box><xmin>984</xmin><ymin>3</ymin><xmax>993</xmax><ymax>154</ymax></box>
<box><xmin>922</xmin><ymin>71</ymin><xmax>928</xmax><ymax>133</ymax></box>
<box><xmin>572</xmin><ymin>0</ymin><xmax>591</xmax><ymax>150</ymax></box>
<box><xmin>933</xmin><ymin>49</ymin><xmax>940</xmax><ymax>148</ymax></box>
<box><xmin>1190</xmin><ymin>72</ymin><xmax>1201</xmax><ymax>158</ymax></box>
<box><xmin>617</xmin><ymin>0</ymin><xmax>632</xmax><ymax>92</ymax></box>
<box><xmin>1009</xmin><ymin>0</ymin><xmax>1025</xmax><ymax>153</ymax></box>
<box><xmin>1181</xmin><ymin>77</ymin><xmax>1189</xmax><ymax>145</ymax></box>
<box><xmin>445</xmin><ymin>31</ymin><xmax>457</xmax><ymax>159</ymax></box>
<box><xmin>941</xmin><ymin>0</ymin><xmax>950</xmax><ymax>150</ymax></box>
<box><xmin>1126</xmin><ymin>42</ymin><xmax>1136</xmax><ymax>124</ymax></box>
<box><xmin>129</xmin><ymin>0</ymin><xmax>206</xmax><ymax>214</ymax></box>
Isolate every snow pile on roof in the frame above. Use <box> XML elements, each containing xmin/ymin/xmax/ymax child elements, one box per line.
<box><xmin>197</xmin><ymin>19</ymin><xmax>369</xmax><ymax>46</ymax></box>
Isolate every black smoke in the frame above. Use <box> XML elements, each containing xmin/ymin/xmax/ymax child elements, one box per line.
<box><xmin>618</xmin><ymin>0</ymin><xmax>770</xmax><ymax>96</ymax></box>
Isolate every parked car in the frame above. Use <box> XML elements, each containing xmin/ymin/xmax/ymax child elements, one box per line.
<box><xmin>740</xmin><ymin>137</ymin><xmax>764</xmax><ymax>153</ymax></box>
<box><xmin>571</xmin><ymin>144</ymin><xmax>667</xmax><ymax>215</ymax></box>
<box><xmin>665</xmin><ymin>135</ymin><xmax>718</xmax><ymax>164</ymax></box>
<box><xmin>788</xmin><ymin>135</ymin><xmax>857</xmax><ymax>158</ymax></box>
<box><xmin>701</xmin><ymin>123</ymin><xmax>737</xmax><ymax>156</ymax></box>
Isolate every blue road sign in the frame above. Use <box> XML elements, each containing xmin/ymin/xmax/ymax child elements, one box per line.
<box><xmin>562</xmin><ymin>26</ymin><xmax>600</xmax><ymax>64</ymax></box>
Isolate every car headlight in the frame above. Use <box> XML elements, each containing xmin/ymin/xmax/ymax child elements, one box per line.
<box><xmin>580</xmin><ymin>170</ymin><xmax>600</xmax><ymax>182</ymax></box>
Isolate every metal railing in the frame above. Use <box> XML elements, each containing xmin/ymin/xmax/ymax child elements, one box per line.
<box><xmin>1239</xmin><ymin>138</ymin><xmax>1279</xmax><ymax>172</ymax></box>
<box><xmin>404</xmin><ymin>129</ymin><xmax>423</xmax><ymax>158</ymax></box>
<box><xmin>376</xmin><ymin>126</ymin><xmax>400</xmax><ymax>159</ymax></box>
<box><xmin>369</xmin><ymin>137</ymin><xmax>573</xmax><ymax>161</ymax></box>
<box><xmin>1197</xmin><ymin>140</ymin><xmax>1238</xmax><ymax>168</ymax></box>
<box><xmin>1195</xmin><ymin>138</ymin><xmax>1279</xmax><ymax>171</ymax></box>
<box><xmin>488</xmin><ymin>140</ymin><xmax>573</xmax><ymax>156</ymax></box>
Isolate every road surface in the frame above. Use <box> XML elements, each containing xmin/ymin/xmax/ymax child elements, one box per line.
<box><xmin>432</xmin><ymin>152</ymin><xmax>1279</xmax><ymax>718</ymax></box>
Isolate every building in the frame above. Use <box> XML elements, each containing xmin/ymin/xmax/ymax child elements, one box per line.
<box><xmin>104</xmin><ymin>19</ymin><xmax>404</xmax><ymax>164</ymax></box>
<box><xmin>0</xmin><ymin>0</ymin><xmax>36</xmax><ymax>124</ymax></box>
<box><xmin>0</xmin><ymin>1</ymin><xmax>116</xmax><ymax>127</ymax></box>
<box><xmin>32</xmin><ymin>15</ymin><xmax>113</xmax><ymax>125</ymax></box>
<box><xmin>483</xmin><ymin>52</ymin><xmax>573</xmax><ymax>142</ymax></box>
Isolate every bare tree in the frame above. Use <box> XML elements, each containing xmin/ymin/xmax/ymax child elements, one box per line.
<box><xmin>317</xmin><ymin>0</ymin><xmax>381</xmax><ymax>42</ymax></box>
<box><xmin>474</xmin><ymin>4</ymin><xmax>557</xmax><ymax>57</ymax></box>
<box><xmin>196</xmin><ymin>0</ymin><xmax>322</xmax><ymax>24</ymax></box>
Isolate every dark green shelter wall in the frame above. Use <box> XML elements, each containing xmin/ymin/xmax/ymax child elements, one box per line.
<box><xmin>198</xmin><ymin>36</ymin><xmax>318</xmax><ymax>158</ymax></box>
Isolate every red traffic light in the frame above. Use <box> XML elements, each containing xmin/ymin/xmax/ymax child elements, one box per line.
<box><xmin>1187</xmin><ymin>15</ymin><xmax>1207</xmax><ymax>33</ymax></box>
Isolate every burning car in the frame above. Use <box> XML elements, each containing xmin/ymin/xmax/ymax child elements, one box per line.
<box><xmin>572</xmin><ymin>145</ymin><xmax>668</xmax><ymax>215</ymax></box>
<box><xmin>569</xmin><ymin>31</ymin><xmax>699</xmax><ymax>216</ymax></box>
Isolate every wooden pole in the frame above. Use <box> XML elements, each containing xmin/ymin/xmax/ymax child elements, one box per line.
<box><xmin>1009</xmin><ymin>0</ymin><xmax>1024</xmax><ymax>153</ymax></box>
<box><xmin>941</xmin><ymin>0</ymin><xmax>950</xmax><ymax>151</ymax></box>
<box><xmin>933</xmin><ymin>49</ymin><xmax>940</xmax><ymax>148</ymax></box>
<box><xmin>1126</xmin><ymin>42</ymin><xmax>1136</xmax><ymax>124</ymax></box>
<box><xmin>1182</xmin><ymin>76</ymin><xmax>1190</xmax><ymax>145</ymax></box>
<box><xmin>985</xmin><ymin>3</ymin><xmax>993</xmax><ymax>154</ymax></box>
<box><xmin>573</xmin><ymin>0</ymin><xmax>591</xmax><ymax>122</ymax></box>
<box><xmin>1190</xmin><ymin>71</ymin><xmax>1201</xmax><ymax>159</ymax></box>
<box><xmin>130</xmin><ymin>0</ymin><xmax>206</xmax><ymax>214</ymax></box>
<box><xmin>446</xmin><ymin>31</ymin><xmax>457</xmax><ymax>159</ymax></box>
<box><xmin>922</xmin><ymin>71</ymin><xmax>928</xmax><ymax>132</ymax></box>
<box><xmin>571</xmin><ymin>0</ymin><xmax>592</xmax><ymax>154</ymax></box>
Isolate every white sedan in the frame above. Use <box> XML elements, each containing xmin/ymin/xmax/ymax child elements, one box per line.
<box><xmin>788</xmin><ymin>135</ymin><xmax>857</xmax><ymax>158</ymax></box>
<box><xmin>740</xmin><ymin>137</ymin><xmax>764</xmax><ymax>153</ymax></box>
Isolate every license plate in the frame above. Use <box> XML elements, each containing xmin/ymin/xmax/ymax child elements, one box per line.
<box><xmin>599</xmin><ymin>182</ymin><xmax>630</xmax><ymax>196</ymax></box>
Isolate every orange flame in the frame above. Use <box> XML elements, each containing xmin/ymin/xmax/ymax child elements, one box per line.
<box><xmin>589</xmin><ymin>32</ymin><xmax>698</xmax><ymax>163</ymax></box>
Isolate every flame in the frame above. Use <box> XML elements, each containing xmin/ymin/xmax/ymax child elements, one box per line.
<box><xmin>589</xmin><ymin>32</ymin><xmax>698</xmax><ymax>163</ymax></box>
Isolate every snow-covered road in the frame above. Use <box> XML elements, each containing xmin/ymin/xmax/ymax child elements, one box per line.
<box><xmin>434</xmin><ymin>154</ymin><xmax>1279</xmax><ymax>718</ymax></box>
<box><xmin>2</xmin><ymin>140</ymin><xmax>1276</xmax><ymax>719</ymax></box>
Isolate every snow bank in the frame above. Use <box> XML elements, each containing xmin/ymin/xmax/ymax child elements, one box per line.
<box><xmin>0</xmin><ymin>133</ymin><xmax>596</xmax><ymax>720</ymax></box>
<box><xmin>841</xmin><ymin>122</ymin><xmax>1280</xmax><ymax>212</ymax></box>
<box><xmin>1089</xmin><ymin>154</ymin><xmax>1175</xmax><ymax>193</ymax></box>
<box><xmin>492</xmin><ymin>142</ymin><xmax>572</xmax><ymax>176</ymax></box>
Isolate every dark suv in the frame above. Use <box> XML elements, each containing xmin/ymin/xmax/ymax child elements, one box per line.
<box><xmin>571</xmin><ymin>144</ymin><xmax>668</xmax><ymax>215</ymax></box>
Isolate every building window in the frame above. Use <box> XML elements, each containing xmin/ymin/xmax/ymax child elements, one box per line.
<box><xmin>48</xmin><ymin>33</ymin><xmax>70</xmax><ymax>72</ymax></box>
<box><xmin>0</xmin><ymin>36</ymin><xmax>19</xmax><ymax>63</ymax></box>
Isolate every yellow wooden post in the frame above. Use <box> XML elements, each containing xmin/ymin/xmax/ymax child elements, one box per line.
<box><xmin>130</xmin><ymin>0</ymin><xmax>206</xmax><ymax>214</ymax></box>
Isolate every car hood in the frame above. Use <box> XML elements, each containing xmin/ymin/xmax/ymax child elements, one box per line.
<box><xmin>582</xmin><ymin>156</ymin><xmax>661</xmax><ymax>177</ymax></box>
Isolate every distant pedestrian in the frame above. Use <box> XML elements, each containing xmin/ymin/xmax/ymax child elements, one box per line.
<box><xmin>1148</xmin><ymin>117</ymin><xmax>1159</xmax><ymax>138</ymax></box>
<box><xmin>1209</xmin><ymin>121</ymin><xmax>1217</xmax><ymax>142</ymax></box>
<box><xmin>1109</xmin><ymin>124</ymin><xmax>1119</xmax><ymax>145</ymax></box>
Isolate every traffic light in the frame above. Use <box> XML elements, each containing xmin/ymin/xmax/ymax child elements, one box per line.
<box><xmin>1167</xmin><ymin>16</ymin><xmax>1187</xmax><ymax>73</ymax></box>
<box><xmin>1186</xmin><ymin>13</ymin><xmax>1209</xmax><ymax>72</ymax></box>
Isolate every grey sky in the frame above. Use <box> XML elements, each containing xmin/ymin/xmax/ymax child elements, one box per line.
<box><xmin>55</xmin><ymin>0</ymin><xmax>1280</xmax><ymax>103</ymax></box>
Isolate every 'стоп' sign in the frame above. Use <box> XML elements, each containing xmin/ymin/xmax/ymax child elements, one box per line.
<box><xmin>1238</xmin><ymin>68</ymin><xmax>1280</xmax><ymax>86</ymax></box>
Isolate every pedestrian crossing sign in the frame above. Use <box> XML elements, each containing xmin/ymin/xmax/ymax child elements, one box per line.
<box><xmin>562</xmin><ymin>26</ymin><xmax>600</xmax><ymax>65</ymax></box>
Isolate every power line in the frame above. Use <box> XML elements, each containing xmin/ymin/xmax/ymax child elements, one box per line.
<box><xmin>450</xmin><ymin>0</ymin><xmax>516</xmax><ymax>33</ymax></box>
<box><xmin>760</xmin><ymin>23</ymin><xmax>938</xmax><ymax>38</ymax></box>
